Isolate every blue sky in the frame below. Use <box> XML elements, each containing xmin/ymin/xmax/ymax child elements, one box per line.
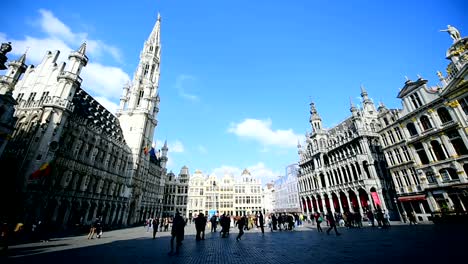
<box><xmin>1</xmin><ymin>0</ymin><xmax>467</xmax><ymax>184</ymax></box>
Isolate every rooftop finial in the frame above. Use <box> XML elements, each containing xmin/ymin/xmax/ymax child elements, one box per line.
<box><xmin>77</xmin><ymin>41</ymin><xmax>86</xmax><ymax>55</ymax></box>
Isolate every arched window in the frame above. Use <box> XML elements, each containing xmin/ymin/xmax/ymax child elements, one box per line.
<box><xmin>437</xmin><ymin>107</ymin><xmax>452</xmax><ymax>124</ymax></box>
<box><xmin>447</xmin><ymin>129</ymin><xmax>468</xmax><ymax>156</ymax></box>
<box><xmin>439</xmin><ymin>168</ymin><xmax>459</xmax><ymax>181</ymax></box>
<box><xmin>406</xmin><ymin>122</ymin><xmax>418</xmax><ymax>136</ymax></box>
<box><xmin>426</xmin><ymin>171</ymin><xmax>436</xmax><ymax>183</ymax></box>
<box><xmin>414</xmin><ymin>142</ymin><xmax>429</xmax><ymax>164</ymax></box>
<box><xmin>430</xmin><ymin>140</ymin><xmax>447</xmax><ymax>161</ymax></box>
<box><xmin>383</xmin><ymin>118</ymin><xmax>389</xmax><ymax>126</ymax></box>
<box><xmin>420</xmin><ymin>115</ymin><xmax>432</xmax><ymax>130</ymax></box>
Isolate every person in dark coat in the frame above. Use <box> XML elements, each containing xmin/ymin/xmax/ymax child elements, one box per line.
<box><xmin>195</xmin><ymin>213</ymin><xmax>207</xmax><ymax>241</ymax></box>
<box><xmin>277</xmin><ymin>213</ymin><xmax>283</xmax><ymax>231</ymax></box>
<box><xmin>236</xmin><ymin>215</ymin><xmax>246</xmax><ymax>241</ymax></box>
<box><xmin>169</xmin><ymin>211</ymin><xmax>186</xmax><ymax>255</ymax></box>
<box><xmin>152</xmin><ymin>217</ymin><xmax>160</xmax><ymax>239</ymax></box>
<box><xmin>271</xmin><ymin>214</ymin><xmax>277</xmax><ymax>231</ymax></box>
<box><xmin>220</xmin><ymin>214</ymin><xmax>230</xmax><ymax>238</ymax></box>
<box><xmin>326</xmin><ymin>210</ymin><xmax>340</xmax><ymax>236</ymax></box>
<box><xmin>210</xmin><ymin>215</ymin><xmax>217</xmax><ymax>232</ymax></box>
<box><xmin>259</xmin><ymin>212</ymin><xmax>265</xmax><ymax>234</ymax></box>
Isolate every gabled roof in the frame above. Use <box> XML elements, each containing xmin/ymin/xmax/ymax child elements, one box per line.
<box><xmin>397</xmin><ymin>78</ymin><xmax>427</xmax><ymax>99</ymax></box>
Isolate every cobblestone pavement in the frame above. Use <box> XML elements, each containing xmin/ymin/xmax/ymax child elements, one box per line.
<box><xmin>5</xmin><ymin>222</ymin><xmax>468</xmax><ymax>264</ymax></box>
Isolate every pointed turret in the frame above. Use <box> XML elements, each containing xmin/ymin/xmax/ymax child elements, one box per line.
<box><xmin>360</xmin><ymin>85</ymin><xmax>376</xmax><ymax>114</ymax></box>
<box><xmin>309</xmin><ymin>102</ymin><xmax>323</xmax><ymax>133</ymax></box>
<box><xmin>77</xmin><ymin>41</ymin><xmax>86</xmax><ymax>55</ymax></box>
<box><xmin>67</xmin><ymin>41</ymin><xmax>88</xmax><ymax>74</ymax></box>
<box><xmin>360</xmin><ymin>85</ymin><xmax>370</xmax><ymax>102</ymax></box>
<box><xmin>0</xmin><ymin>51</ymin><xmax>27</xmax><ymax>94</ymax></box>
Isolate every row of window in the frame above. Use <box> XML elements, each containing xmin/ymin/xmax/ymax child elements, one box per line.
<box><xmin>393</xmin><ymin>168</ymin><xmax>420</xmax><ymax>188</ymax></box>
<box><xmin>414</xmin><ymin>130</ymin><xmax>468</xmax><ymax>165</ymax></box>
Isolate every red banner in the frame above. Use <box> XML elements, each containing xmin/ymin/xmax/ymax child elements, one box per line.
<box><xmin>371</xmin><ymin>192</ymin><xmax>381</xmax><ymax>206</ymax></box>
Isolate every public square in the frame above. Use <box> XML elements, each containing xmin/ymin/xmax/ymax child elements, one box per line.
<box><xmin>6</xmin><ymin>222</ymin><xmax>468</xmax><ymax>264</ymax></box>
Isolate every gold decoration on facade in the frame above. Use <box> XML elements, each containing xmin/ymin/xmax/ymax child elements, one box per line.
<box><xmin>445</xmin><ymin>100</ymin><xmax>460</xmax><ymax>108</ymax></box>
<box><xmin>427</xmin><ymin>109</ymin><xmax>434</xmax><ymax>113</ymax></box>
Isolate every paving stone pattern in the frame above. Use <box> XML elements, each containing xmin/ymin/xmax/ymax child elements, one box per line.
<box><xmin>6</xmin><ymin>222</ymin><xmax>468</xmax><ymax>264</ymax></box>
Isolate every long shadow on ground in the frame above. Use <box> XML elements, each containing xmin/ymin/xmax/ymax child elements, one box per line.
<box><xmin>5</xmin><ymin>224</ymin><xmax>468</xmax><ymax>264</ymax></box>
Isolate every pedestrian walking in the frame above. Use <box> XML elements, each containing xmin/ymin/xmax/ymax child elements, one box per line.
<box><xmin>169</xmin><ymin>211</ymin><xmax>186</xmax><ymax>255</ymax></box>
<box><xmin>152</xmin><ymin>217</ymin><xmax>159</xmax><ymax>239</ymax></box>
<box><xmin>146</xmin><ymin>217</ymin><xmax>153</xmax><ymax>232</ymax></box>
<box><xmin>326</xmin><ymin>211</ymin><xmax>341</xmax><ymax>236</ymax></box>
<box><xmin>402</xmin><ymin>211</ymin><xmax>408</xmax><ymax>224</ymax></box>
<box><xmin>95</xmin><ymin>217</ymin><xmax>103</xmax><ymax>239</ymax></box>
<box><xmin>195</xmin><ymin>212</ymin><xmax>207</xmax><ymax>241</ymax></box>
<box><xmin>259</xmin><ymin>212</ymin><xmax>265</xmax><ymax>234</ymax></box>
<box><xmin>314</xmin><ymin>212</ymin><xmax>323</xmax><ymax>232</ymax></box>
<box><xmin>236</xmin><ymin>215</ymin><xmax>246</xmax><ymax>241</ymax></box>
<box><xmin>409</xmin><ymin>211</ymin><xmax>418</xmax><ymax>225</ymax></box>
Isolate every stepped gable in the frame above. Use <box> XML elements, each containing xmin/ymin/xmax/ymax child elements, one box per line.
<box><xmin>72</xmin><ymin>88</ymin><xmax>125</xmax><ymax>142</ymax></box>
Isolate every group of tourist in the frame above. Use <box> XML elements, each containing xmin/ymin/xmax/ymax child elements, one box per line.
<box><xmin>144</xmin><ymin>217</ymin><xmax>172</xmax><ymax>238</ymax></box>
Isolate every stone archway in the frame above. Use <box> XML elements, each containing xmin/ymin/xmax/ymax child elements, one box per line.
<box><xmin>358</xmin><ymin>188</ymin><xmax>370</xmax><ymax>212</ymax></box>
<box><xmin>370</xmin><ymin>187</ymin><xmax>382</xmax><ymax>210</ymax></box>
<box><xmin>331</xmin><ymin>193</ymin><xmax>340</xmax><ymax>212</ymax></box>
<box><xmin>316</xmin><ymin>194</ymin><xmax>324</xmax><ymax>212</ymax></box>
<box><xmin>339</xmin><ymin>191</ymin><xmax>349</xmax><ymax>213</ymax></box>
<box><xmin>348</xmin><ymin>190</ymin><xmax>359</xmax><ymax>212</ymax></box>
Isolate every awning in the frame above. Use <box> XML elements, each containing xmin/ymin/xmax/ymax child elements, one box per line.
<box><xmin>398</xmin><ymin>195</ymin><xmax>426</xmax><ymax>202</ymax></box>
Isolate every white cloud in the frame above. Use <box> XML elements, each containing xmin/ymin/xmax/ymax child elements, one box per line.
<box><xmin>210</xmin><ymin>162</ymin><xmax>279</xmax><ymax>185</ymax></box>
<box><xmin>81</xmin><ymin>63</ymin><xmax>130</xmax><ymax>100</ymax></box>
<box><xmin>198</xmin><ymin>145</ymin><xmax>207</xmax><ymax>154</ymax></box>
<box><xmin>171</xmin><ymin>140</ymin><xmax>185</xmax><ymax>153</ymax></box>
<box><xmin>0</xmin><ymin>9</ymin><xmax>129</xmax><ymax>113</ymax></box>
<box><xmin>94</xmin><ymin>96</ymin><xmax>119</xmax><ymax>114</ymax></box>
<box><xmin>38</xmin><ymin>9</ymin><xmax>77</xmax><ymax>42</ymax></box>
<box><xmin>228</xmin><ymin>118</ymin><xmax>301</xmax><ymax>148</ymax></box>
<box><xmin>155</xmin><ymin>140</ymin><xmax>185</xmax><ymax>153</ymax></box>
<box><xmin>175</xmin><ymin>74</ymin><xmax>199</xmax><ymax>102</ymax></box>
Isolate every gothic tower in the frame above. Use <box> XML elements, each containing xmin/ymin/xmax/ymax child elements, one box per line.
<box><xmin>309</xmin><ymin>102</ymin><xmax>323</xmax><ymax>133</ymax></box>
<box><xmin>116</xmin><ymin>14</ymin><xmax>162</xmax><ymax>189</ymax></box>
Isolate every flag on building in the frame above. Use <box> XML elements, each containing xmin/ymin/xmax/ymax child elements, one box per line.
<box><xmin>29</xmin><ymin>161</ymin><xmax>52</xmax><ymax>181</ymax></box>
<box><xmin>143</xmin><ymin>145</ymin><xmax>149</xmax><ymax>155</ymax></box>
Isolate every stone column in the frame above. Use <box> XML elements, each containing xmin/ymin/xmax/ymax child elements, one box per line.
<box><xmin>83</xmin><ymin>203</ymin><xmax>91</xmax><ymax>225</ymax></box>
<box><xmin>321</xmin><ymin>196</ymin><xmax>327</xmax><ymax>213</ymax></box>
<box><xmin>62</xmin><ymin>203</ymin><xmax>72</xmax><ymax>229</ymax></box>
<box><xmin>52</xmin><ymin>201</ymin><xmax>61</xmax><ymax>222</ymax></box>
<box><xmin>426</xmin><ymin>192</ymin><xmax>438</xmax><ymax>212</ymax></box>
<box><xmin>355</xmin><ymin>192</ymin><xmax>364</xmax><ymax>215</ymax></box>
<box><xmin>377</xmin><ymin>190</ymin><xmax>388</xmax><ymax>212</ymax></box>
<box><xmin>345</xmin><ymin>193</ymin><xmax>354</xmax><ymax>213</ymax></box>
<box><xmin>328</xmin><ymin>194</ymin><xmax>335</xmax><ymax>213</ymax></box>
<box><xmin>337</xmin><ymin>194</ymin><xmax>344</xmax><ymax>213</ymax></box>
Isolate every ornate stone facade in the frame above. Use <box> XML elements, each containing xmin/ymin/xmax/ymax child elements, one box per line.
<box><xmin>186</xmin><ymin>169</ymin><xmax>263</xmax><ymax>219</ymax></box>
<box><xmin>162</xmin><ymin>166</ymin><xmax>189</xmax><ymax>217</ymax></box>
<box><xmin>377</xmin><ymin>33</ymin><xmax>468</xmax><ymax>221</ymax></box>
<box><xmin>0</xmin><ymin>14</ymin><xmax>168</xmax><ymax>229</ymax></box>
<box><xmin>273</xmin><ymin>164</ymin><xmax>301</xmax><ymax>213</ymax></box>
<box><xmin>297</xmin><ymin>90</ymin><xmax>397</xmax><ymax>219</ymax></box>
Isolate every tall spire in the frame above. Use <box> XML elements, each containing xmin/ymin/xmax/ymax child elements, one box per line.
<box><xmin>360</xmin><ymin>84</ymin><xmax>372</xmax><ymax>104</ymax></box>
<box><xmin>309</xmin><ymin>101</ymin><xmax>323</xmax><ymax>132</ymax></box>
<box><xmin>350</xmin><ymin>97</ymin><xmax>357</xmax><ymax>112</ymax></box>
<box><xmin>77</xmin><ymin>41</ymin><xmax>86</xmax><ymax>55</ymax></box>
